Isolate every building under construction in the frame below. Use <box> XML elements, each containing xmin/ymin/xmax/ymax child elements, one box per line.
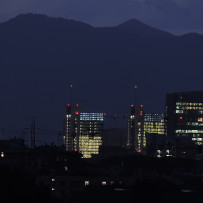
<box><xmin>64</xmin><ymin>104</ymin><xmax>103</xmax><ymax>158</ymax></box>
<box><xmin>127</xmin><ymin>105</ymin><xmax>145</xmax><ymax>152</ymax></box>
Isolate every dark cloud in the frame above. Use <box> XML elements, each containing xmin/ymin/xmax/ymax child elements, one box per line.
<box><xmin>0</xmin><ymin>0</ymin><xmax>203</xmax><ymax>34</ymax></box>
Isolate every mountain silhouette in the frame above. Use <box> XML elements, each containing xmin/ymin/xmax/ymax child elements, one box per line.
<box><xmin>116</xmin><ymin>19</ymin><xmax>173</xmax><ymax>38</ymax></box>
<box><xmin>0</xmin><ymin>13</ymin><xmax>203</xmax><ymax>141</ymax></box>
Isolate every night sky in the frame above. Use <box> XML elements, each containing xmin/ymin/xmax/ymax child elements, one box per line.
<box><xmin>0</xmin><ymin>0</ymin><xmax>203</xmax><ymax>34</ymax></box>
<box><xmin>0</xmin><ymin>1</ymin><xmax>203</xmax><ymax>145</ymax></box>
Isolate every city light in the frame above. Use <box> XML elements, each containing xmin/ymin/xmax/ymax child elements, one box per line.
<box><xmin>1</xmin><ymin>152</ymin><xmax>4</xmax><ymax>158</ymax></box>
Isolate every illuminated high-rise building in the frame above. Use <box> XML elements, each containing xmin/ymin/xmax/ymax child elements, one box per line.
<box><xmin>79</xmin><ymin>113</ymin><xmax>103</xmax><ymax>158</ymax></box>
<box><xmin>166</xmin><ymin>91</ymin><xmax>203</xmax><ymax>158</ymax></box>
<box><xmin>127</xmin><ymin>105</ymin><xmax>145</xmax><ymax>152</ymax></box>
<box><xmin>65</xmin><ymin>105</ymin><xmax>103</xmax><ymax>158</ymax></box>
<box><xmin>144</xmin><ymin>114</ymin><xmax>166</xmax><ymax>157</ymax></box>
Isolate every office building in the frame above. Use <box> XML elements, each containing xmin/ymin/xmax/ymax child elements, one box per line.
<box><xmin>144</xmin><ymin>114</ymin><xmax>166</xmax><ymax>157</ymax></box>
<box><xmin>65</xmin><ymin>105</ymin><xmax>103</xmax><ymax>158</ymax></box>
<box><xmin>79</xmin><ymin>113</ymin><xmax>103</xmax><ymax>158</ymax></box>
<box><xmin>144</xmin><ymin>114</ymin><xmax>165</xmax><ymax>135</ymax></box>
<box><xmin>165</xmin><ymin>91</ymin><xmax>203</xmax><ymax>158</ymax></box>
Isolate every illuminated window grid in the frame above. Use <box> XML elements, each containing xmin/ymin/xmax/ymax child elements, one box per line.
<box><xmin>175</xmin><ymin>102</ymin><xmax>203</xmax><ymax>146</ymax></box>
<box><xmin>144</xmin><ymin>122</ymin><xmax>165</xmax><ymax>135</ymax></box>
<box><xmin>80</xmin><ymin>113</ymin><xmax>103</xmax><ymax>121</ymax></box>
<box><xmin>79</xmin><ymin>136</ymin><xmax>102</xmax><ymax>158</ymax></box>
<box><xmin>176</xmin><ymin>102</ymin><xmax>203</xmax><ymax>113</ymax></box>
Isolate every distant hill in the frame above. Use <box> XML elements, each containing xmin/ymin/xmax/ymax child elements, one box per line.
<box><xmin>116</xmin><ymin>19</ymin><xmax>173</xmax><ymax>38</ymax></box>
<box><xmin>0</xmin><ymin>13</ymin><xmax>203</xmax><ymax>138</ymax></box>
<box><xmin>4</xmin><ymin>13</ymin><xmax>94</xmax><ymax>33</ymax></box>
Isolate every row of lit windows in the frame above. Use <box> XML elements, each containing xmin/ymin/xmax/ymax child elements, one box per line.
<box><xmin>79</xmin><ymin>140</ymin><xmax>102</xmax><ymax>143</ymax></box>
<box><xmin>80</xmin><ymin>127</ymin><xmax>102</xmax><ymax>130</ymax></box>
<box><xmin>144</xmin><ymin>114</ymin><xmax>164</xmax><ymax>122</ymax></box>
<box><xmin>80</xmin><ymin>121</ymin><xmax>103</xmax><ymax>125</ymax></box>
<box><xmin>145</xmin><ymin>129</ymin><xmax>165</xmax><ymax>134</ymax></box>
<box><xmin>80</xmin><ymin>125</ymin><xmax>102</xmax><ymax>128</ymax></box>
<box><xmin>176</xmin><ymin>106</ymin><xmax>203</xmax><ymax>110</ymax></box>
<box><xmin>192</xmin><ymin>138</ymin><xmax>203</xmax><ymax>141</ymax></box>
<box><xmin>176</xmin><ymin>102</ymin><xmax>203</xmax><ymax>106</ymax></box>
<box><xmin>195</xmin><ymin>142</ymin><xmax>203</xmax><ymax>146</ymax></box>
<box><xmin>79</xmin><ymin>147</ymin><xmax>100</xmax><ymax>151</ymax></box>
<box><xmin>144</xmin><ymin>124</ymin><xmax>165</xmax><ymax>128</ymax></box>
<box><xmin>176</xmin><ymin>129</ymin><xmax>203</xmax><ymax>134</ymax></box>
<box><xmin>80</xmin><ymin>113</ymin><xmax>103</xmax><ymax>121</ymax></box>
<box><xmin>79</xmin><ymin>136</ymin><xmax>102</xmax><ymax>139</ymax></box>
<box><xmin>144</xmin><ymin>127</ymin><xmax>164</xmax><ymax>130</ymax></box>
<box><xmin>81</xmin><ymin>113</ymin><xmax>103</xmax><ymax>116</ymax></box>
<box><xmin>79</xmin><ymin>141</ymin><xmax>102</xmax><ymax>145</ymax></box>
<box><xmin>144</xmin><ymin>122</ymin><xmax>165</xmax><ymax>125</ymax></box>
<box><xmin>79</xmin><ymin>144</ymin><xmax>102</xmax><ymax>148</ymax></box>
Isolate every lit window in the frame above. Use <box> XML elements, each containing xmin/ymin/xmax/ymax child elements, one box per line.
<box><xmin>1</xmin><ymin>152</ymin><xmax>4</xmax><ymax>158</ymax></box>
<box><xmin>85</xmin><ymin>181</ymin><xmax>90</xmax><ymax>186</ymax></box>
<box><xmin>198</xmin><ymin>118</ymin><xmax>203</xmax><ymax>122</ymax></box>
<box><xmin>102</xmin><ymin>181</ymin><xmax>107</xmax><ymax>186</ymax></box>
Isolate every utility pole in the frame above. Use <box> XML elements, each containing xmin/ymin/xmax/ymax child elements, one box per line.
<box><xmin>30</xmin><ymin>117</ymin><xmax>36</xmax><ymax>148</ymax></box>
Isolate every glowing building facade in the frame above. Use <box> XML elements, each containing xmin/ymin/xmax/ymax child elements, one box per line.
<box><xmin>144</xmin><ymin>114</ymin><xmax>166</xmax><ymax>157</ymax></box>
<box><xmin>166</xmin><ymin>91</ymin><xmax>203</xmax><ymax>158</ymax></box>
<box><xmin>144</xmin><ymin>114</ymin><xmax>165</xmax><ymax>135</ymax></box>
<box><xmin>79</xmin><ymin>113</ymin><xmax>103</xmax><ymax>158</ymax></box>
<box><xmin>127</xmin><ymin>105</ymin><xmax>167</xmax><ymax>155</ymax></box>
<box><xmin>65</xmin><ymin>105</ymin><xmax>103</xmax><ymax>158</ymax></box>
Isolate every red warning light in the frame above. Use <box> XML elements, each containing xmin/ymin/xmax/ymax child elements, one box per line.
<box><xmin>131</xmin><ymin>105</ymin><xmax>134</xmax><ymax>107</ymax></box>
<box><xmin>140</xmin><ymin>111</ymin><xmax>143</xmax><ymax>116</ymax></box>
<box><xmin>104</xmin><ymin>113</ymin><xmax>107</xmax><ymax>116</ymax></box>
<box><xmin>136</xmin><ymin>148</ymin><xmax>142</xmax><ymax>153</ymax></box>
<box><xmin>76</xmin><ymin>104</ymin><xmax>79</xmax><ymax>107</ymax></box>
<box><xmin>75</xmin><ymin>112</ymin><xmax>79</xmax><ymax>115</ymax></box>
<box><xmin>70</xmin><ymin>84</ymin><xmax>73</xmax><ymax>88</ymax></box>
<box><xmin>180</xmin><ymin>117</ymin><xmax>183</xmax><ymax>120</ymax></box>
<box><xmin>74</xmin><ymin>149</ymin><xmax>78</xmax><ymax>152</ymax></box>
<box><xmin>141</xmin><ymin>105</ymin><xmax>143</xmax><ymax>107</ymax></box>
<box><xmin>134</xmin><ymin>85</ymin><xmax>138</xmax><ymax>89</ymax></box>
<box><xmin>68</xmin><ymin>104</ymin><xmax>70</xmax><ymax>107</ymax></box>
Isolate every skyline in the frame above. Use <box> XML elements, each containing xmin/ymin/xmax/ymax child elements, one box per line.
<box><xmin>0</xmin><ymin>13</ymin><xmax>203</xmax><ymax>145</ymax></box>
<box><xmin>1</xmin><ymin>3</ymin><xmax>203</xmax><ymax>203</ymax></box>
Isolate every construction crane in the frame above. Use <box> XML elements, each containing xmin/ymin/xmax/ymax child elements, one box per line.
<box><xmin>103</xmin><ymin>113</ymin><xmax>128</xmax><ymax>120</ymax></box>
